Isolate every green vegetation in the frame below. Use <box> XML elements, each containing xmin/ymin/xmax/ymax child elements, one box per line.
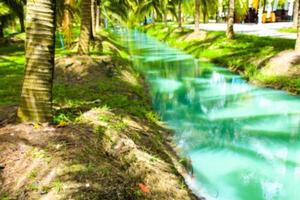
<box><xmin>278</xmin><ymin>27</ymin><xmax>297</xmax><ymax>33</ymax></box>
<box><xmin>0</xmin><ymin>44</ymin><xmax>24</xmax><ymax>106</ymax></box>
<box><xmin>140</xmin><ymin>24</ymin><xmax>300</xmax><ymax>94</ymax></box>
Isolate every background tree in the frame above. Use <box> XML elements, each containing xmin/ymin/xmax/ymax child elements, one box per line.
<box><xmin>294</xmin><ymin>0</ymin><xmax>299</xmax><ymax>28</ymax></box>
<box><xmin>227</xmin><ymin>0</ymin><xmax>234</xmax><ymax>39</ymax></box>
<box><xmin>0</xmin><ymin>0</ymin><xmax>25</xmax><ymax>37</ymax></box>
<box><xmin>3</xmin><ymin>0</ymin><xmax>25</xmax><ymax>32</ymax></box>
<box><xmin>18</xmin><ymin>0</ymin><xmax>56</xmax><ymax>122</ymax></box>
<box><xmin>78</xmin><ymin>0</ymin><xmax>92</xmax><ymax>54</ymax></box>
<box><xmin>61</xmin><ymin>0</ymin><xmax>75</xmax><ymax>48</ymax></box>
<box><xmin>295</xmin><ymin>0</ymin><xmax>300</xmax><ymax>50</ymax></box>
<box><xmin>0</xmin><ymin>2</ymin><xmax>10</xmax><ymax>38</ymax></box>
<box><xmin>194</xmin><ymin>0</ymin><xmax>200</xmax><ymax>32</ymax></box>
<box><xmin>95</xmin><ymin>0</ymin><xmax>101</xmax><ymax>32</ymax></box>
<box><xmin>178</xmin><ymin>0</ymin><xmax>182</xmax><ymax>29</ymax></box>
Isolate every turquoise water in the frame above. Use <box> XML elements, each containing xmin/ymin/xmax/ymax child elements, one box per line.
<box><xmin>119</xmin><ymin>30</ymin><xmax>300</xmax><ymax>200</ymax></box>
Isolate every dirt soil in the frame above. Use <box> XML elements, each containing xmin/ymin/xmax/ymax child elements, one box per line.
<box><xmin>0</xmin><ymin>56</ymin><xmax>199</xmax><ymax>200</ymax></box>
<box><xmin>261</xmin><ymin>50</ymin><xmax>300</xmax><ymax>77</ymax></box>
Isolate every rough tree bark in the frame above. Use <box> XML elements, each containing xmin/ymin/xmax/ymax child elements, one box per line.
<box><xmin>18</xmin><ymin>0</ymin><xmax>56</xmax><ymax>122</ymax></box>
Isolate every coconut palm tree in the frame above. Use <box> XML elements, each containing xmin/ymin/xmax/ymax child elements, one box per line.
<box><xmin>194</xmin><ymin>0</ymin><xmax>200</xmax><ymax>32</ymax></box>
<box><xmin>227</xmin><ymin>0</ymin><xmax>234</xmax><ymax>39</ymax></box>
<box><xmin>61</xmin><ymin>0</ymin><xmax>75</xmax><ymax>48</ymax></box>
<box><xmin>17</xmin><ymin>0</ymin><xmax>56</xmax><ymax>122</ymax></box>
<box><xmin>95</xmin><ymin>0</ymin><xmax>101</xmax><ymax>32</ymax></box>
<box><xmin>295</xmin><ymin>0</ymin><xmax>300</xmax><ymax>50</ymax></box>
<box><xmin>78</xmin><ymin>0</ymin><xmax>92</xmax><ymax>54</ymax></box>
<box><xmin>0</xmin><ymin>0</ymin><xmax>25</xmax><ymax>36</ymax></box>
<box><xmin>91</xmin><ymin>0</ymin><xmax>96</xmax><ymax>38</ymax></box>
<box><xmin>294</xmin><ymin>0</ymin><xmax>299</xmax><ymax>28</ymax></box>
<box><xmin>1</xmin><ymin>0</ymin><xmax>25</xmax><ymax>32</ymax></box>
<box><xmin>178</xmin><ymin>0</ymin><xmax>182</xmax><ymax>29</ymax></box>
<box><xmin>0</xmin><ymin>2</ymin><xmax>10</xmax><ymax>38</ymax></box>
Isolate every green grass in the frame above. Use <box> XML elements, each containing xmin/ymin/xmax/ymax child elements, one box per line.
<box><xmin>0</xmin><ymin>25</ymin><xmax>130</xmax><ymax>106</ymax></box>
<box><xmin>140</xmin><ymin>24</ymin><xmax>300</xmax><ymax>94</ymax></box>
<box><xmin>277</xmin><ymin>27</ymin><xmax>297</xmax><ymax>33</ymax></box>
<box><xmin>0</xmin><ymin>44</ymin><xmax>71</xmax><ymax>106</ymax></box>
<box><xmin>0</xmin><ymin>45</ymin><xmax>25</xmax><ymax>106</ymax></box>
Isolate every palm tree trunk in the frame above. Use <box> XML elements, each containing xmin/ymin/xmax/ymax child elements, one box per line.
<box><xmin>78</xmin><ymin>0</ymin><xmax>92</xmax><ymax>55</ymax></box>
<box><xmin>91</xmin><ymin>0</ymin><xmax>96</xmax><ymax>37</ymax></box>
<box><xmin>195</xmin><ymin>0</ymin><xmax>200</xmax><ymax>32</ymax></box>
<box><xmin>18</xmin><ymin>0</ymin><xmax>56</xmax><ymax>122</ymax></box>
<box><xmin>178</xmin><ymin>0</ymin><xmax>182</xmax><ymax>29</ymax></box>
<box><xmin>164</xmin><ymin>12</ymin><xmax>167</xmax><ymax>25</ymax></box>
<box><xmin>295</xmin><ymin>0</ymin><xmax>300</xmax><ymax>51</ymax></box>
<box><xmin>0</xmin><ymin>20</ymin><xmax>4</xmax><ymax>38</ymax></box>
<box><xmin>95</xmin><ymin>0</ymin><xmax>101</xmax><ymax>32</ymax></box>
<box><xmin>227</xmin><ymin>0</ymin><xmax>234</xmax><ymax>39</ymax></box>
<box><xmin>18</xmin><ymin>13</ymin><xmax>25</xmax><ymax>32</ymax></box>
<box><xmin>62</xmin><ymin>0</ymin><xmax>73</xmax><ymax>48</ymax></box>
<box><xmin>294</xmin><ymin>0</ymin><xmax>299</xmax><ymax>28</ymax></box>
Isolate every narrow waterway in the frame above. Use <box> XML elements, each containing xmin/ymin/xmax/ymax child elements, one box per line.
<box><xmin>119</xmin><ymin>30</ymin><xmax>300</xmax><ymax>200</ymax></box>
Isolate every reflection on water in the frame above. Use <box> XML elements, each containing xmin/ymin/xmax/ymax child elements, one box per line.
<box><xmin>118</xmin><ymin>29</ymin><xmax>300</xmax><ymax>200</ymax></box>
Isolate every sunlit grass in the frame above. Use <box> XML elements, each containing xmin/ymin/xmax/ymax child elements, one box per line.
<box><xmin>277</xmin><ymin>27</ymin><xmax>297</xmax><ymax>33</ymax></box>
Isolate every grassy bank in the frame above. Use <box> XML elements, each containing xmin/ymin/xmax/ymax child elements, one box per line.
<box><xmin>278</xmin><ymin>27</ymin><xmax>297</xmax><ymax>33</ymax></box>
<box><xmin>140</xmin><ymin>24</ymin><xmax>300</xmax><ymax>94</ymax></box>
<box><xmin>0</xmin><ymin>32</ymin><xmax>197</xmax><ymax>199</ymax></box>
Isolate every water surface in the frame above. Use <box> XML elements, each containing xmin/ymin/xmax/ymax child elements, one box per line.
<box><xmin>119</xmin><ymin>30</ymin><xmax>300</xmax><ymax>200</ymax></box>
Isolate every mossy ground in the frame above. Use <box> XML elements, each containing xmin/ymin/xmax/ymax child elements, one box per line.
<box><xmin>140</xmin><ymin>24</ymin><xmax>300</xmax><ymax>95</ymax></box>
<box><xmin>0</xmin><ymin>32</ymin><xmax>197</xmax><ymax>199</ymax></box>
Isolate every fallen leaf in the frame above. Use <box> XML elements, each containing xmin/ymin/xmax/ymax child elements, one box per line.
<box><xmin>138</xmin><ymin>183</ymin><xmax>150</xmax><ymax>194</ymax></box>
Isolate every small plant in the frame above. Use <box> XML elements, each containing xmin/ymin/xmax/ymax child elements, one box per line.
<box><xmin>27</xmin><ymin>182</ymin><xmax>39</xmax><ymax>191</ymax></box>
<box><xmin>28</xmin><ymin>170</ymin><xmax>38</xmax><ymax>179</ymax></box>
<box><xmin>145</xmin><ymin>111</ymin><xmax>159</xmax><ymax>123</ymax></box>
<box><xmin>134</xmin><ymin>189</ymin><xmax>143</xmax><ymax>197</ymax></box>
<box><xmin>98</xmin><ymin>114</ymin><xmax>111</xmax><ymax>122</ymax></box>
<box><xmin>53</xmin><ymin>113</ymin><xmax>69</xmax><ymax>126</ymax></box>
<box><xmin>52</xmin><ymin>181</ymin><xmax>63</xmax><ymax>193</ymax></box>
<box><xmin>0</xmin><ymin>193</ymin><xmax>10</xmax><ymax>200</ymax></box>
<box><xmin>111</xmin><ymin>121</ymin><xmax>127</xmax><ymax>131</ymax></box>
<box><xmin>99</xmin><ymin>167</ymin><xmax>111</xmax><ymax>176</ymax></box>
<box><xmin>150</xmin><ymin>155</ymin><xmax>160</xmax><ymax>162</ymax></box>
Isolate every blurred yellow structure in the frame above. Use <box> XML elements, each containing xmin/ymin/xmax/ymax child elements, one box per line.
<box><xmin>262</xmin><ymin>12</ymin><xmax>276</xmax><ymax>22</ymax></box>
<box><xmin>249</xmin><ymin>0</ymin><xmax>292</xmax><ymax>23</ymax></box>
<box><xmin>253</xmin><ymin>0</ymin><xmax>259</xmax><ymax>9</ymax></box>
